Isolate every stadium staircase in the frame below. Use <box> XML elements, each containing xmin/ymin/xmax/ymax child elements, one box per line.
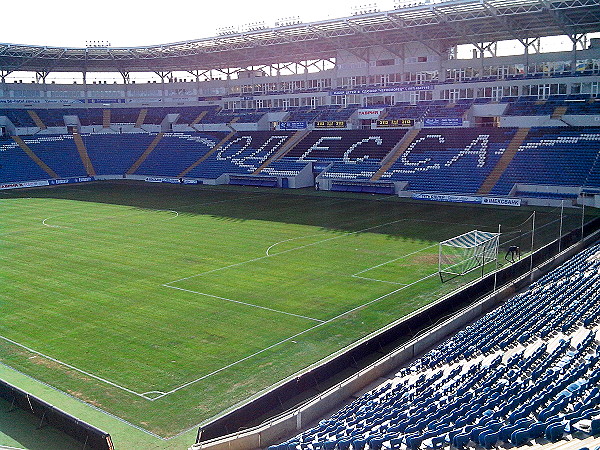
<box><xmin>583</xmin><ymin>149</ymin><xmax>600</xmax><ymax>189</ymax></box>
<box><xmin>102</xmin><ymin>109</ymin><xmax>111</xmax><ymax>128</ymax></box>
<box><xmin>135</xmin><ymin>109</ymin><xmax>148</xmax><ymax>128</ymax></box>
<box><xmin>72</xmin><ymin>132</ymin><xmax>96</xmax><ymax>176</ymax></box>
<box><xmin>227</xmin><ymin>117</ymin><xmax>240</xmax><ymax>132</ymax></box>
<box><xmin>552</xmin><ymin>105</ymin><xmax>569</xmax><ymax>119</ymax></box>
<box><xmin>252</xmin><ymin>129</ymin><xmax>310</xmax><ymax>175</ymax></box>
<box><xmin>371</xmin><ymin>128</ymin><xmax>420</xmax><ymax>181</ymax></box>
<box><xmin>27</xmin><ymin>110</ymin><xmax>47</xmax><ymax>130</ymax></box>
<box><xmin>191</xmin><ymin>110</ymin><xmax>208</xmax><ymax>126</ymax></box>
<box><xmin>126</xmin><ymin>132</ymin><xmax>164</xmax><ymax>175</ymax></box>
<box><xmin>178</xmin><ymin>130</ymin><xmax>236</xmax><ymax>177</ymax></box>
<box><xmin>478</xmin><ymin>128</ymin><xmax>529</xmax><ymax>195</ymax></box>
<box><xmin>11</xmin><ymin>136</ymin><xmax>58</xmax><ymax>178</ymax></box>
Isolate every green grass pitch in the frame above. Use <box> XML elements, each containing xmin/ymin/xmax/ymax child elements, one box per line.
<box><xmin>0</xmin><ymin>181</ymin><xmax>585</xmax><ymax>439</ymax></box>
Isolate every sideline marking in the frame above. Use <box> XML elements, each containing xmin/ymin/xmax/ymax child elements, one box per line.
<box><xmin>41</xmin><ymin>208</ymin><xmax>178</xmax><ymax>229</ymax></box>
<box><xmin>0</xmin><ymin>334</ymin><xmax>149</xmax><ymax>400</ymax></box>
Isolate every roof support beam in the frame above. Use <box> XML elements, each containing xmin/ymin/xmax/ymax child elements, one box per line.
<box><xmin>518</xmin><ymin>37</ymin><xmax>541</xmax><ymax>74</ymax></box>
<box><xmin>0</xmin><ymin>70</ymin><xmax>12</xmax><ymax>83</ymax></box>
<box><xmin>35</xmin><ymin>71</ymin><xmax>49</xmax><ymax>84</ymax></box>
<box><xmin>569</xmin><ymin>33</ymin><xmax>587</xmax><ymax>73</ymax></box>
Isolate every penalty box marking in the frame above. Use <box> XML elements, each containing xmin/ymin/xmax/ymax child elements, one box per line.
<box><xmin>151</xmin><ymin>270</ymin><xmax>441</xmax><ymax>400</ymax></box>
<box><xmin>154</xmin><ymin>219</ymin><xmax>443</xmax><ymax>399</ymax></box>
<box><xmin>351</xmin><ymin>243</ymin><xmax>438</xmax><ymax>285</ymax></box>
<box><xmin>161</xmin><ymin>218</ymin><xmax>412</xmax><ymax>323</ymax></box>
<box><xmin>165</xmin><ymin>218</ymin><xmax>410</xmax><ymax>285</ymax></box>
<box><xmin>1</xmin><ymin>217</ymin><xmax>440</xmax><ymax>402</ymax></box>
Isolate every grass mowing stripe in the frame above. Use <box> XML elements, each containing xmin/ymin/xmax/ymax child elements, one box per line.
<box><xmin>1</xmin><ymin>181</ymin><xmax>592</xmax><ymax>438</ymax></box>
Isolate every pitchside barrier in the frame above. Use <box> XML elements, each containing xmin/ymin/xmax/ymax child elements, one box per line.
<box><xmin>228</xmin><ymin>174</ymin><xmax>278</xmax><ymax>188</ymax></box>
<box><xmin>0</xmin><ymin>379</ymin><xmax>114</xmax><ymax>450</ymax></box>
<box><xmin>194</xmin><ymin>216</ymin><xmax>600</xmax><ymax>446</ymax></box>
<box><xmin>330</xmin><ymin>180</ymin><xmax>396</xmax><ymax>195</ymax></box>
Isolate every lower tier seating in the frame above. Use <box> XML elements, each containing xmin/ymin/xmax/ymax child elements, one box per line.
<box><xmin>272</xmin><ymin>243</ymin><xmax>600</xmax><ymax>450</ymax></box>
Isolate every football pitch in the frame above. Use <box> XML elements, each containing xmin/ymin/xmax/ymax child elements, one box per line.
<box><xmin>0</xmin><ymin>181</ymin><xmax>586</xmax><ymax>441</ymax></box>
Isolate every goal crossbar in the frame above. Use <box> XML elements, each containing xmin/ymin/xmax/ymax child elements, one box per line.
<box><xmin>439</xmin><ymin>230</ymin><xmax>500</xmax><ymax>278</ymax></box>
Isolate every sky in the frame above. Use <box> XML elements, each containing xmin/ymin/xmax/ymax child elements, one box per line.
<box><xmin>2</xmin><ymin>0</ymin><xmax>397</xmax><ymax>48</ymax></box>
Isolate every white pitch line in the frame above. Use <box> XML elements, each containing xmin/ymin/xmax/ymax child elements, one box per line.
<box><xmin>163</xmin><ymin>285</ymin><xmax>324</xmax><ymax>323</ymax></box>
<box><xmin>41</xmin><ymin>208</ymin><xmax>178</xmax><ymax>229</ymax></box>
<box><xmin>265</xmin><ymin>233</ymin><xmax>326</xmax><ymax>256</ymax></box>
<box><xmin>0</xmin><ymin>334</ymin><xmax>147</xmax><ymax>399</ymax></box>
<box><xmin>161</xmin><ymin>210</ymin><xmax>179</xmax><ymax>220</ymax></box>
<box><xmin>165</xmin><ymin>218</ymin><xmax>408</xmax><ymax>285</ymax></box>
<box><xmin>153</xmin><ymin>269</ymin><xmax>440</xmax><ymax>399</ymax></box>
<box><xmin>352</xmin><ymin>243</ymin><xmax>438</xmax><ymax>277</ymax></box>
<box><xmin>42</xmin><ymin>217</ymin><xmax>70</xmax><ymax>229</ymax></box>
<box><xmin>352</xmin><ymin>275</ymin><xmax>407</xmax><ymax>285</ymax></box>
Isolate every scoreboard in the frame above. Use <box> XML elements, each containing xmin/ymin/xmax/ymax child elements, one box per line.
<box><xmin>315</xmin><ymin>121</ymin><xmax>346</xmax><ymax>129</ymax></box>
<box><xmin>377</xmin><ymin>119</ymin><xmax>414</xmax><ymax>128</ymax></box>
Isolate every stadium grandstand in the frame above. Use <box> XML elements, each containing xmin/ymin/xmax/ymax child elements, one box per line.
<box><xmin>1</xmin><ymin>0</ymin><xmax>600</xmax><ymax>449</ymax></box>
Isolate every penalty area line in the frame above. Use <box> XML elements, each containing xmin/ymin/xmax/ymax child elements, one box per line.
<box><xmin>153</xmin><ymin>270</ymin><xmax>440</xmax><ymax>400</ymax></box>
<box><xmin>352</xmin><ymin>275</ymin><xmax>407</xmax><ymax>285</ymax></box>
<box><xmin>166</xmin><ymin>218</ymin><xmax>409</xmax><ymax>285</ymax></box>
<box><xmin>162</xmin><ymin>285</ymin><xmax>325</xmax><ymax>323</ymax></box>
<box><xmin>352</xmin><ymin>243</ymin><xmax>438</xmax><ymax>277</ymax></box>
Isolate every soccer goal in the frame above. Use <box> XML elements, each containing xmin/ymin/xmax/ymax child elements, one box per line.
<box><xmin>439</xmin><ymin>230</ymin><xmax>500</xmax><ymax>281</ymax></box>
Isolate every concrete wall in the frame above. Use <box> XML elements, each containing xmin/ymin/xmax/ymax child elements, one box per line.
<box><xmin>288</xmin><ymin>163</ymin><xmax>314</xmax><ymax>188</ymax></box>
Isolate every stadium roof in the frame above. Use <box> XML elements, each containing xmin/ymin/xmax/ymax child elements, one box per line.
<box><xmin>1</xmin><ymin>0</ymin><xmax>600</xmax><ymax>74</ymax></box>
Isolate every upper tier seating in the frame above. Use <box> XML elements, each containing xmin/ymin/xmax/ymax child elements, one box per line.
<box><xmin>490</xmin><ymin>127</ymin><xmax>600</xmax><ymax>195</ymax></box>
<box><xmin>426</xmin><ymin>101</ymin><xmax>471</xmax><ymax>118</ymax></box>
<box><xmin>379</xmin><ymin>128</ymin><xmax>517</xmax><ymax>194</ymax></box>
<box><xmin>58</xmin><ymin>108</ymin><xmax>104</xmax><ymax>127</ymax></box>
<box><xmin>201</xmin><ymin>110</ymin><xmax>265</xmax><ymax>124</ymax></box>
<box><xmin>505</xmin><ymin>99</ymin><xmax>561</xmax><ymax>116</ymax></box>
<box><xmin>565</xmin><ymin>100</ymin><xmax>600</xmax><ymax>115</ymax></box>
<box><xmin>143</xmin><ymin>107</ymin><xmax>184</xmax><ymax>125</ymax></box>
<box><xmin>175</xmin><ymin>106</ymin><xmax>220</xmax><ymax>124</ymax></box>
<box><xmin>385</xmin><ymin>104</ymin><xmax>430</xmax><ymax>121</ymax></box>
<box><xmin>286</xmin><ymin>107</ymin><xmax>323</xmax><ymax>123</ymax></box>
<box><xmin>0</xmin><ymin>109</ymin><xmax>37</xmax><ymax>127</ymax></box>
<box><xmin>272</xmin><ymin>243</ymin><xmax>600</xmax><ymax>450</ymax></box>
<box><xmin>110</xmin><ymin>108</ymin><xmax>141</xmax><ymax>124</ymax></box>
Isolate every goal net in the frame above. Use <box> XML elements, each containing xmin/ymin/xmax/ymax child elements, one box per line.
<box><xmin>439</xmin><ymin>230</ymin><xmax>500</xmax><ymax>280</ymax></box>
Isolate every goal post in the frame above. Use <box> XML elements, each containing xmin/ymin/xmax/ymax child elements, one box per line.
<box><xmin>439</xmin><ymin>230</ymin><xmax>500</xmax><ymax>281</ymax></box>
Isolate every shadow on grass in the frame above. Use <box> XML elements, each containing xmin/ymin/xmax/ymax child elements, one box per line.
<box><xmin>0</xmin><ymin>398</ymin><xmax>81</xmax><ymax>450</ymax></box>
<box><xmin>3</xmin><ymin>179</ymin><xmax>588</xmax><ymax>247</ymax></box>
